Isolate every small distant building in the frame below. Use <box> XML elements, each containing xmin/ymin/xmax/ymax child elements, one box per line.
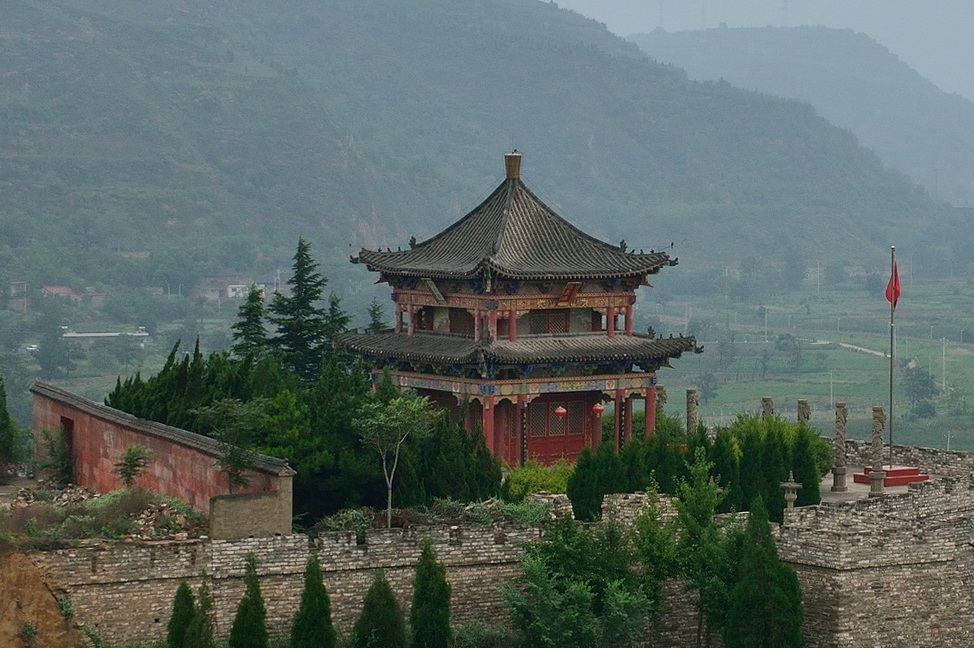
<box><xmin>61</xmin><ymin>328</ymin><xmax>150</xmax><ymax>349</ymax></box>
<box><xmin>341</xmin><ymin>152</ymin><xmax>700</xmax><ymax>466</ymax></box>
<box><xmin>42</xmin><ymin>285</ymin><xmax>80</xmax><ymax>302</ymax></box>
<box><xmin>7</xmin><ymin>281</ymin><xmax>27</xmax><ymax>311</ymax></box>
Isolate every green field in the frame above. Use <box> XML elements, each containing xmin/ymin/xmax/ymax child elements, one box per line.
<box><xmin>652</xmin><ymin>276</ymin><xmax>974</xmax><ymax>451</ymax></box>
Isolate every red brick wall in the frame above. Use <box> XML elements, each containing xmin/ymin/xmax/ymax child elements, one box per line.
<box><xmin>31</xmin><ymin>383</ymin><xmax>288</xmax><ymax>513</ymax></box>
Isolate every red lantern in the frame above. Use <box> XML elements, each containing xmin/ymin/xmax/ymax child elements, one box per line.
<box><xmin>592</xmin><ymin>403</ymin><xmax>605</xmax><ymax>416</ymax></box>
<box><xmin>554</xmin><ymin>405</ymin><xmax>567</xmax><ymax>418</ymax></box>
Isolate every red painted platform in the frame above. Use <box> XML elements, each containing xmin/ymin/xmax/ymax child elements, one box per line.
<box><xmin>852</xmin><ymin>465</ymin><xmax>930</xmax><ymax>487</ymax></box>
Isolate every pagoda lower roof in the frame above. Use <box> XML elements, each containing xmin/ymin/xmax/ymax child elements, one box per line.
<box><xmin>338</xmin><ymin>331</ymin><xmax>699</xmax><ymax>365</ymax></box>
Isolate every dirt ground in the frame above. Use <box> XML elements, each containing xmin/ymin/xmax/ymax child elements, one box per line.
<box><xmin>1</xmin><ymin>476</ymin><xmax>92</xmax><ymax>648</ymax></box>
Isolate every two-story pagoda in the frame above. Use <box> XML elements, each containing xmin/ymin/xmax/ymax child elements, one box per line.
<box><xmin>342</xmin><ymin>152</ymin><xmax>699</xmax><ymax>466</ymax></box>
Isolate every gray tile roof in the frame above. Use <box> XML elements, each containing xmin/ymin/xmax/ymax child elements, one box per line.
<box><xmin>339</xmin><ymin>331</ymin><xmax>699</xmax><ymax>366</ymax></box>
<box><xmin>354</xmin><ymin>177</ymin><xmax>674</xmax><ymax>280</ymax></box>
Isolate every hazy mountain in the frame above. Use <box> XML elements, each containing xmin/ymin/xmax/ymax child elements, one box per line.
<box><xmin>629</xmin><ymin>25</ymin><xmax>974</xmax><ymax>207</ymax></box>
<box><xmin>0</xmin><ymin>0</ymin><xmax>962</xmax><ymax>313</ymax></box>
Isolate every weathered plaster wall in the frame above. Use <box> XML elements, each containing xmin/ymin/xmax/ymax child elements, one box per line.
<box><xmin>30</xmin><ymin>383</ymin><xmax>292</xmax><ymax>537</ymax></box>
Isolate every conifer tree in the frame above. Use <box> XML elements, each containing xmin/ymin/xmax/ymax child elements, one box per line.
<box><xmin>268</xmin><ymin>237</ymin><xmax>330</xmax><ymax>380</ymax></box>
<box><xmin>790</xmin><ymin>425</ymin><xmax>821</xmax><ymax>507</ymax></box>
<box><xmin>761</xmin><ymin>423</ymin><xmax>789</xmax><ymax>522</ymax></box>
<box><xmin>231</xmin><ymin>284</ymin><xmax>269</xmax><ymax>359</ymax></box>
<box><xmin>410</xmin><ymin>538</ymin><xmax>451</xmax><ymax>648</ymax></box>
<box><xmin>351</xmin><ymin>570</ymin><xmax>407</xmax><ymax>648</ymax></box>
<box><xmin>291</xmin><ymin>554</ymin><xmax>337</xmax><ymax>648</ymax></box>
<box><xmin>229</xmin><ymin>553</ymin><xmax>268</xmax><ymax>648</ymax></box>
<box><xmin>167</xmin><ymin>580</ymin><xmax>196</xmax><ymax>648</ymax></box>
<box><xmin>709</xmin><ymin>428</ymin><xmax>742</xmax><ymax>513</ymax></box>
<box><xmin>567</xmin><ymin>447</ymin><xmax>601</xmax><ymax>521</ymax></box>
<box><xmin>0</xmin><ymin>376</ymin><xmax>17</xmax><ymax>466</ymax></box>
<box><xmin>723</xmin><ymin>497</ymin><xmax>805</xmax><ymax>648</ymax></box>
<box><xmin>186</xmin><ymin>572</ymin><xmax>216</xmax><ymax>648</ymax></box>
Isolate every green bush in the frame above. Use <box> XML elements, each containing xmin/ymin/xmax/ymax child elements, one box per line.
<box><xmin>501</xmin><ymin>459</ymin><xmax>573</xmax><ymax>502</ymax></box>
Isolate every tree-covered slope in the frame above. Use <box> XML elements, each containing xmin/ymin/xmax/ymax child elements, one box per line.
<box><xmin>0</xmin><ymin>0</ymin><xmax>959</xmax><ymax>307</ymax></box>
<box><xmin>629</xmin><ymin>25</ymin><xmax>974</xmax><ymax>208</ymax></box>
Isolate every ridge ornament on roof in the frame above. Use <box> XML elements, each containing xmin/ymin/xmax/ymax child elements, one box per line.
<box><xmin>353</xmin><ymin>152</ymin><xmax>675</xmax><ymax>281</ymax></box>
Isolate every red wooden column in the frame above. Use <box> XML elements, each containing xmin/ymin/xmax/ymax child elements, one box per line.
<box><xmin>508</xmin><ymin>309</ymin><xmax>518</xmax><ymax>341</ymax></box>
<box><xmin>606</xmin><ymin>306</ymin><xmax>616</xmax><ymax>338</ymax></box>
<box><xmin>394</xmin><ymin>304</ymin><xmax>402</xmax><ymax>334</ymax></box>
<box><xmin>624</xmin><ymin>305</ymin><xmax>634</xmax><ymax>336</ymax></box>
<box><xmin>407</xmin><ymin>305</ymin><xmax>415</xmax><ymax>335</ymax></box>
<box><xmin>644</xmin><ymin>385</ymin><xmax>657</xmax><ymax>435</ymax></box>
<box><xmin>488</xmin><ymin>310</ymin><xmax>498</xmax><ymax>340</ymax></box>
<box><xmin>481</xmin><ymin>396</ymin><xmax>496</xmax><ymax>455</ymax></box>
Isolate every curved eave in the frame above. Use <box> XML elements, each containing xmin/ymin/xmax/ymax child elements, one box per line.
<box><xmin>338</xmin><ymin>331</ymin><xmax>699</xmax><ymax>366</ymax></box>
<box><xmin>357</xmin><ymin>255</ymin><xmax>672</xmax><ymax>282</ymax></box>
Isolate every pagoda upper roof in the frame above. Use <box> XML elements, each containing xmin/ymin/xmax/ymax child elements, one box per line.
<box><xmin>353</xmin><ymin>153</ymin><xmax>674</xmax><ymax>281</ymax></box>
<box><xmin>338</xmin><ymin>330</ymin><xmax>699</xmax><ymax>367</ymax></box>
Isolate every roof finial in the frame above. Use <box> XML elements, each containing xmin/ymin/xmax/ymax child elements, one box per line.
<box><xmin>505</xmin><ymin>150</ymin><xmax>521</xmax><ymax>179</ymax></box>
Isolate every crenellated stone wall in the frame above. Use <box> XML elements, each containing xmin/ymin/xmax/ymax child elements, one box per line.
<box><xmin>778</xmin><ymin>476</ymin><xmax>974</xmax><ymax>648</ymax></box>
<box><xmin>33</xmin><ymin>526</ymin><xmax>543</xmax><ymax>646</ymax></box>
<box><xmin>28</xmin><ymin>444</ymin><xmax>974</xmax><ymax>648</ymax></box>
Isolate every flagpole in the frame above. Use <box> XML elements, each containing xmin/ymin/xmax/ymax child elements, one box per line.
<box><xmin>888</xmin><ymin>245</ymin><xmax>895</xmax><ymax>464</ymax></box>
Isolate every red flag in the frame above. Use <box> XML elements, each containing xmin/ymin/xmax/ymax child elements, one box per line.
<box><xmin>885</xmin><ymin>261</ymin><xmax>901</xmax><ymax>309</ymax></box>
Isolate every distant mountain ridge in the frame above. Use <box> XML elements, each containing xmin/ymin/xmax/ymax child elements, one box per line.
<box><xmin>629</xmin><ymin>25</ymin><xmax>974</xmax><ymax>207</ymax></box>
<box><xmin>0</xmin><ymin>1</ymin><xmax>964</xmax><ymax>312</ymax></box>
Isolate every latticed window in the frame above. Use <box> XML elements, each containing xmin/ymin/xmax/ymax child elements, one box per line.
<box><xmin>529</xmin><ymin>309</ymin><xmax>569</xmax><ymax>334</ymax></box>
<box><xmin>449</xmin><ymin>309</ymin><xmax>474</xmax><ymax>335</ymax></box>
<box><xmin>566</xmin><ymin>402</ymin><xmax>583</xmax><ymax>435</ymax></box>
<box><xmin>529</xmin><ymin>402</ymin><xmax>546</xmax><ymax>437</ymax></box>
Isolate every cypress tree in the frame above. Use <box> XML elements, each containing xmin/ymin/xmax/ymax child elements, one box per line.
<box><xmin>723</xmin><ymin>497</ymin><xmax>805</xmax><ymax>648</ymax></box>
<box><xmin>351</xmin><ymin>570</ymin><xmax>407</xmax><ymax>648</ymax></box>
<box><xmin>291</xmin><ymin>554</ymin><xmax>337</xmax><ymax>648</ymax></box>
<box><xmin>229</xmin><ymin>553</ymin><xmax>268</xmax><ymax>648</ymax></box>
<box><xmin>167</xmin><ymin>581</ymin><xmax>196</xmax><ymax>648</ymax></box>
<box><xmin>710</xmin><ymin>428</ymin><xmax>741</xmax><ymax>513</ymax></box>
<box><xmin>186</xmin><ymin>572</ymin><xmax>216</xmax><ymax>648</ymax></box>
<box><xmin>790</xmin><ymin>425</ymin><xmax>821</xmax><ymax>507</ymax></box>
<box><xmin>410</xmin><ymin>539</ymin><xmax>451</xmax><ymax>648</ymax></box>
<box><xmin>0</xmin><ymin>376</ymin><xmax>17</xmax><ymax>466</ymax></box>
<box><xmin>567</xmin><ymin>447</ymin><xmax>601</xmax><ymax>521</ymax></box>
<box><xmin>761</xmin><ymin>423</ymin><xmax>789</xmax><ymax>522</ymax></box>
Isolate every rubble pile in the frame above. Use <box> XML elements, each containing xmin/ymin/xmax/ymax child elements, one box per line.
<box><xmin>126</xmin><ymin>500</ymin><xmax>204</xmax><ymax>540</ymax></box>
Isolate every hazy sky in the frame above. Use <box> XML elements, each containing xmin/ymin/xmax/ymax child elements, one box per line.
<box><xmin>554</xmin><ymin>0</ymin><xmax>974</xmax><ymax>101</ymax></box>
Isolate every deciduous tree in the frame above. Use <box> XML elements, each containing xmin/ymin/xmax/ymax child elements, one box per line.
<box><xmin>356</xmin><ymin>391</ymin><xmax>433</xmax><ymax>528</ymax></box>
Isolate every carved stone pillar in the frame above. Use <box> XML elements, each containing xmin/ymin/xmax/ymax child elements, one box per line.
<box><xmin>761</xmin><ymin>397</ymin><xmax>774</xmax><ymax>421</ymax></box>
<box><xmin>686</xmin><ymin>389</ymin><xmax>699</xmax><ymax>436</ymax></box>
<box><xmin>797</xmin><ymin>399</ymin><xmax>810</xmax><ymax>425</ymax></box>
<box><xmin>831</xmin><ymin>402</ymin><xmax>848</xmax><ymax>492</ymax></box>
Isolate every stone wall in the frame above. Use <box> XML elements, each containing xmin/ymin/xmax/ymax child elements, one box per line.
<box><xmin>34</xmin><ymin>526</ymin><xmax>543</xmax><ymax>646</ymax></box>
<box><xmin>778</xmin><ymin>476</ymin><xmax>974</xmax><ymax>648</ymax></box>
<box><xmin>845</xmin><ymin>438</ymin><xmax>974</xmax><ymax>478</ymax></box>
